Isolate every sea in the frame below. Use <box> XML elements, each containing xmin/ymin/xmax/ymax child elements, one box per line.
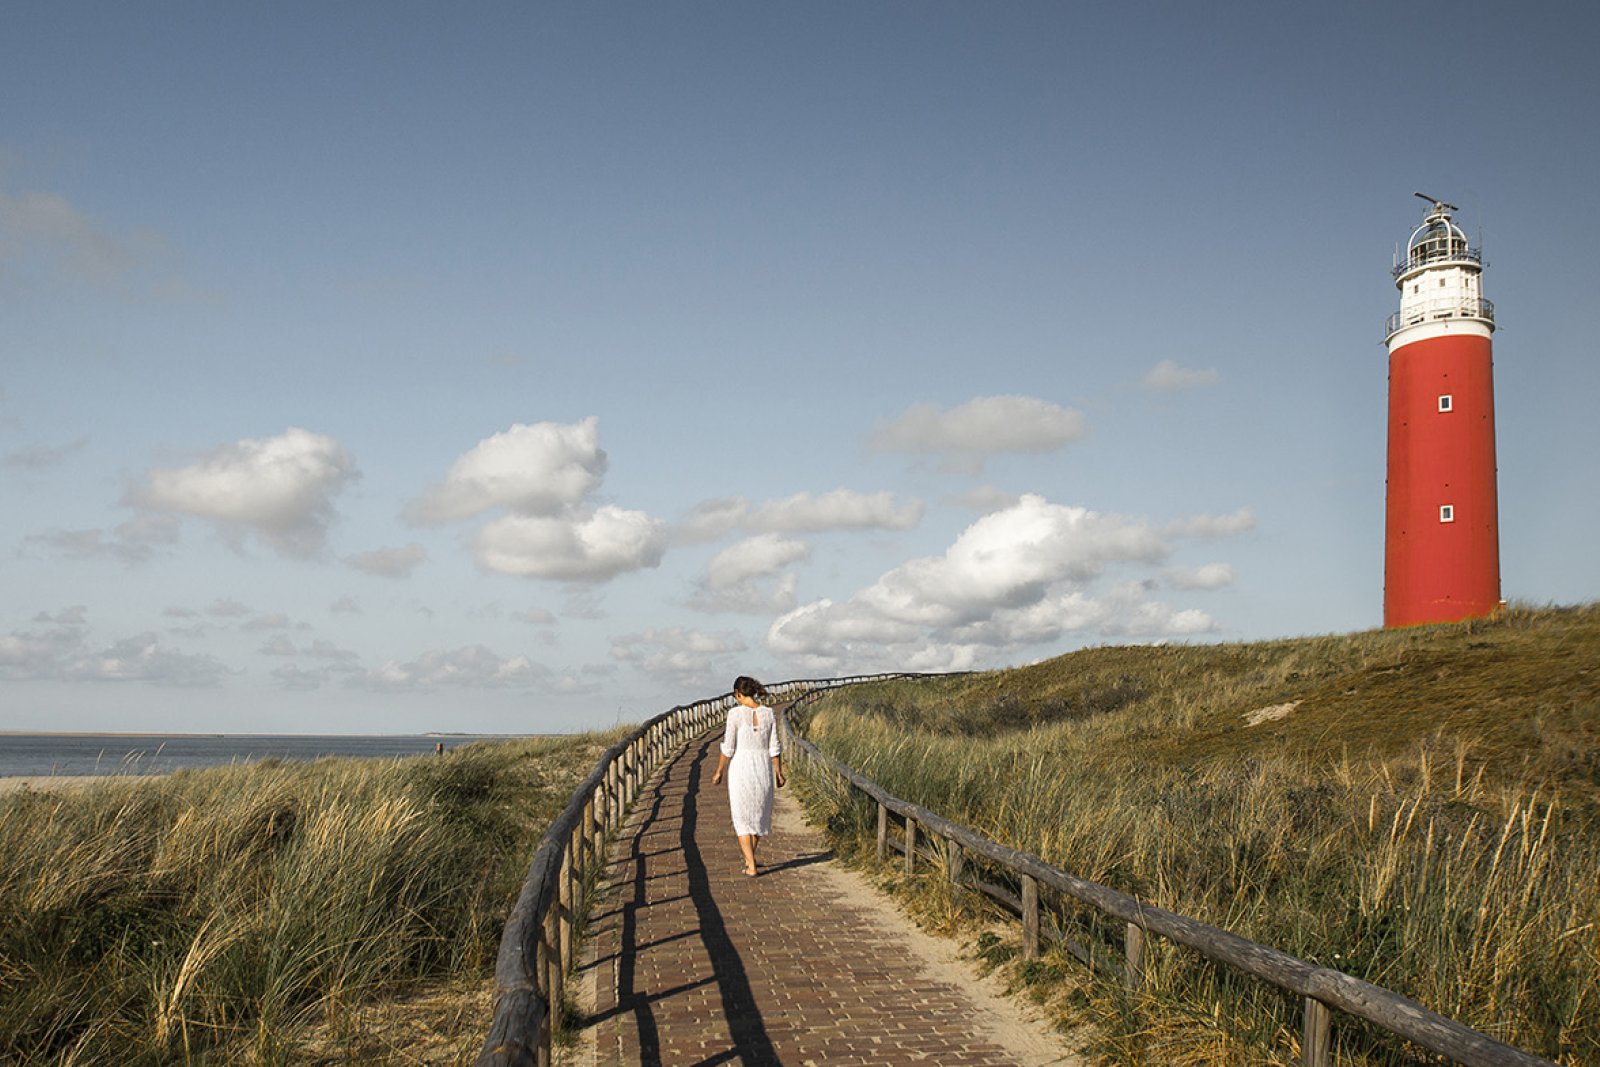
<box><xmin>0</xmin><ymin>734</ymin><xmax>525</xmax><ymax>779</ymax></box>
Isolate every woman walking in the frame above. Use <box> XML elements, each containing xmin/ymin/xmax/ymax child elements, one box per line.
<box><xmin>711</xmin><ymin>675</ymin><xmax>785</xmax><ymax>876</ymax></box>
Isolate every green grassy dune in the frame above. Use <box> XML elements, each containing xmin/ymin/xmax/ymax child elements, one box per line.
<box><xmin>0</xmin><ymin>730</ymin><xmax>624</xmax><ymax>1066</ymax></box>
<box><xmin>796</xmin><ymin>602</ymin><xmax>1600</xmax><ymax>1066</ymax></box>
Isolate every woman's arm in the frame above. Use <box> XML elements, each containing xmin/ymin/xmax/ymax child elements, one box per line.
<box><xmin>771</xmin><ymin>752</ymin><xmax>784</xmax><ymax>788</ymax></box>
<box><xmin>712</xmin><ymin>706</ymin><xmax>740</xmax><ymax>785</ymax></box>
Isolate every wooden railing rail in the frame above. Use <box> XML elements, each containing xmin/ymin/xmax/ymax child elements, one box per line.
<box><xmin>475</xmin><ymin>672</ymin><xmax>922</xmax><ymax>1067</ymax></box>
<box><xmin>784</xmin><ymin>686</ymin><xmax>1558</xmax><ymax>1067</ymax></box>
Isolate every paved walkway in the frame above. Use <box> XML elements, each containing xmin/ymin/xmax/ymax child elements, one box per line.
<box><xmin>571</xmin><ymin>729</ymin><xmax>1078</xmax><ymax>1066</ymax></box>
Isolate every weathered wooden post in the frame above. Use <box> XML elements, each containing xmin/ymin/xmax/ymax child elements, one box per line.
<box><xmin>1124</xmin><ymin>922</ymin><xmax>1145</xmax><ymax>989</ymax></box>
<box><xmin>904</xmin><ymin>817</ymin><xmax>917</xmax><ymax>874</ymax></box>
<box><xmin>1303</xmin><ymin>998</ymin><xmax>1332</xmax><ymax>1067</ymax></box>
<box><xmin>558</xmin><ymin>844</ymin><xmax>573</xmax><ymax>973</ymax></box>
<box><xmin>948</xmin><ymin>840</ymin><xmax>964</xmax><ymax>886</ymax></box>
<box><xmin>877</xmin><ymin>802</ymin><xmax>888</xmax><ymax>863</ymax></box>
<box><xmin>535</xmin><ymin>921</ymin><xmax>552</xmax><ymax>1066</ymax></box>
<box><xmin>1021</xmin><ymin>874</ymin><xmax>1040</xmax><ymax>960</ymax></box>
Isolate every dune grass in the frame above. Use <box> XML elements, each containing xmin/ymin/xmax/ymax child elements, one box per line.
<box><xmin>0</xmin><ymin>730</ymin><xmax>624</xmax><ymax>1066</ymax></box>
<box><xmin>794</xmin><ymin>603</ymin><xmax>1600</xmax><ymax>1065</ymax></box>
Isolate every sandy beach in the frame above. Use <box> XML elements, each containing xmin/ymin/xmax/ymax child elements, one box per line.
<box><xmin>0</xmin><ymin>775</ymin><xmax>106</xmax><ymax>795</ymax></box>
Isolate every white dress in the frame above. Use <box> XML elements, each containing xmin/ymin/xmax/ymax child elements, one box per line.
<box><xmin>720</xmin><ymin>703</ymin><xmax>782</xmax><ymax>837</ymax></box>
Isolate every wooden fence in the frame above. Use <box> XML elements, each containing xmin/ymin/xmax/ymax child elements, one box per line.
<box><xmin>782</xmin><ymin>686</ymin><xmax>1559</xmax><ymax>1067</ymax></box>
<box><xmin>474</xmin><ymin>673</ymin><xmax>917</xmax><ymax>1067</ymax></box>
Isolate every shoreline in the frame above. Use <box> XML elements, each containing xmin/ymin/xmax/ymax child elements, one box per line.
<box><xmin>0</xmin><ymin>774</ymin><xmax>107</xmax><ymax>794</ymax></box>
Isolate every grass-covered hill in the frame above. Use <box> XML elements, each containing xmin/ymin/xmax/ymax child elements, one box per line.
<box><xmin>799</xmin><ymin>603</ymin><xmax>1600</xmax><ymax>1065</ymax></box>
<box><xmin>0</xmin><ymin>730</ymin><xmax>626</xmax><ymax>1066</ymax></box>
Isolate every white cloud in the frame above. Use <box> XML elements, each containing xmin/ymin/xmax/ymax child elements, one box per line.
<box><xmin>354</xmin><ymin>645</ymin><xmax>545</xmax><ymax>692</ymax></box>
<box><xmin>259</xmin><ymin>635</ymin><xmax>297</xmax><ymax>656</ymax></box>
<box><xmin>690</xmin><ymin>534</ymin><xmax>811</xmax><ymax>615</ymax></box>
<box><xmin>0</xmin><ymin>617</ymin><xmax>228</xmax><ymax>687</ymax></box>
<box><xmin>766</xmin><ymin>494</ymin><xmax>1239</xmax><ymax>674</ymax></box>
<box><xmin>704</xmin><ymin>534</ymin><xmax>810</xmax><ymax>588</ymax></box>
<box><xmin>681</xmin><ymin>489</ymin><xmax>923</xmax><ymax>541</ymax></box>
<box><xmin>475</xmin><ymin>506</ymin><xmax>667</xmax><ymax>581</ymax></box>
<box><xmin>406</xmin><ymin>418</ymin><xmax>605</xmax><ymax>524</ymax></box>
<box><xmin>871</xmin><ymin>395</ymin><xmax>1087</xmax><ymax>472</ymax></box>
<box><xmin>1141</xmin><ymin>359</ymin><xmax>1221</xmax><ymax>392</ymax></box>
<box><xmin>129</xmin><ymin>428</ymin><xmax>357</xmax><ymax>558</ymax></box>
<box><xmin>1164</xmin><ymin>508</ymin><xmax>1256</xmax><ymax>539</ymax></box>
<box><xmin>346</xmin><ymin>543</ymin><xmax>428</xmax><ymax>578</ymax></box>
<box><xmin>611</xmin><ymin>627</ymin><xmax>747</xmax><ymax>682</ymax></box>
<box><xmin>1166</xmin><ymin>562</ymin><xmax>1236</xmax><ymax>590</ymax></box>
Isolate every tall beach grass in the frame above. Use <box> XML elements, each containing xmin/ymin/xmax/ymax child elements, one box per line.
<box><xmin>0</xmin><ymin>731</ymin><xmax>622</xmax><ymax>1065</ymax></box>
<box><xmin>796</xmin><ymin>603</ymin><xmax>1600</xmax><ymax>1065</ymax></box>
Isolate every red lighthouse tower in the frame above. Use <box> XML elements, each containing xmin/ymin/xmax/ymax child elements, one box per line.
<box><xmin>1383</xmin><ymin>194</ymin><xmax>1501</xmax><ymax>627</ymax></box>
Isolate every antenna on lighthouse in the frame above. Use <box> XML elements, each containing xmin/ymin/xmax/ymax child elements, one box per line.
<box><xmin>1414</xmin><ymin>191</ymin><xmax>1459</xmax><ymax>213</ymax></box>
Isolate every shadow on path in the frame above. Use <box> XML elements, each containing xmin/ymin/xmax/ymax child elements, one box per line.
<box><xmin>679</xmin><ymin>736</ymin><xmax>781</xmax><ymax>1065</ymax></box>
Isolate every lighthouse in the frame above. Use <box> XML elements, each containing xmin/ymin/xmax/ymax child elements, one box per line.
<box><xmin>1383</xmin><ymin>194</ymin><xmax>1501</xmax><ymax>628</ymax></box>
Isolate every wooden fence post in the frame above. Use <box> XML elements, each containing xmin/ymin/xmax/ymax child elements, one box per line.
<box><xmin>904</xmin><ymin>817</ymin><xmax>917</xmax><ymax>874</ymax></box>
<box><xmin>877</xmin><ymin>802</ymin><xmax>888</xmax><ymax>863</ymax></box>
<box><xmin>535</xmin><ymin>922</ymin><xmax>552</xmax><ymax>1067</ymax></box>
<box><xmin>558</xmin><ymin>845</ymin><xmax>573</xmax><ymax>973</ymax></box>
<box><xmin>1021</xmin><ymin>874</ymin><xmax>1040</xmax><ymax>960</ymax></box>
<box><xmin>1303</xmin><ymin>997</ymin><xmax>1331</xmax><ymax>1067</ymax></box>
<box><xmin>948</xmin><ymin>840</ymin><xmax>964</xmax><ymax>886</ymax></box>
<box><xmin>1124</xmin><ymin>922</ymin><xmax>1145</xmax><ymax>989</ymax></box>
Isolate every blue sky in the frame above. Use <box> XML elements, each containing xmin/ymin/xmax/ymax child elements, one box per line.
<box><xmin>4</xmin><ymin>2</ymin><xmax>1597</xmax><ymax>734</ymax></box>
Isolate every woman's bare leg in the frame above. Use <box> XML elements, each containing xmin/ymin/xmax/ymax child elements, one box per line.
<box><xmin>738</xmin><ymin>834</ymin><xmax>758</xmax><ymax>875</ymax></box>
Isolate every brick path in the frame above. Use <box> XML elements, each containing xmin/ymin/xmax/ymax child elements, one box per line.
<box><xmin>574</xmin><ymin>729</ymin><xmax>1076</xmax><ymax>1066</ymax></box>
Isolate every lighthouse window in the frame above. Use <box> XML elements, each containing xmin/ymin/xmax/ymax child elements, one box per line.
<box><xmin>1438</xmin><ymin>394</ymin><xmax>1454</xmax><ymax>412</ymax></box>
<box><xmin>1440</xmin><ymin>505</ymin><xmax>1455</xmax><ymax>523</ymax></box>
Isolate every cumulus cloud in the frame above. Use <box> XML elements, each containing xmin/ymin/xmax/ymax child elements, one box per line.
<box><xmin>1141</xmin><ymin>359</ymin><xmax>1221</xmax><ymax>392</ymax></box>
<box><xmin>704</xmin><ymin>534</ymin><xmax>810</xmax><ymax>588</ymax></box>
<box><xmin>475</xmin><ymin>506</ymin><xmax>667</xmax><ymax>581</ymax></box>
<box><xmin>766</xmin><ymin>494</ymin><xmax>1242</xmax><ymax>674</ymax></box>
<box><xmin>0</xmin><ymin>615</ymin><xmax>229</xmax><ymax>687</ymax></box>
<box><xmin>1164</xmin><ymin>508</ymin><xmax>1256</xmax><ymax>539</ymax></box>
<box><xmin>128</xmin><ymin>428</ymin><xmax>357</xmax><ymax>558</ymax></box>
<box><xmin>689</xmin><ymin>534</ymin><xmax>810</xmax><ymax>615</ymax></box>
<box><xmin>680</xmin><ymin>489</ymin><xmax>923</xmax><ymax>541</ymax></box>
<box><xmin>346</xmin><ymin>543</ymin><xmax>428</xmax><ymax>578</ymax></box>
<box><xmin>611</xmin><ymin>628</ymin><xmax>747</xmax><ymax>683</ymax></box>
<box><xmin>1166</xmin><ymin>563</ymin><xmax>1236</xmax><ymax>590</ymax></box>
<box><xmin>871</xmin><ymin>395</ymin><xmax>1087</xmax><ymax>473</ymax></box>
<box><xmin>353</xmin><ymin>645</ymin><xmax>545</xmax><ymax>692</ymax></box>
<box><xmin>406</xmin><ymin>418</ymin><xmax>605</xmax><ymax>524</ymax></box>
<box><xmin>409</xmin><ymin>418</ymin><xmax>666</xmax><ymax>585</ymax></box>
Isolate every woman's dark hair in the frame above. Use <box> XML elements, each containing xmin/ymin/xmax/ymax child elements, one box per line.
<box><xmin>732</xmin><ymin>675</ymin><xmax>768</xmax><ymax>702</ymax></box>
